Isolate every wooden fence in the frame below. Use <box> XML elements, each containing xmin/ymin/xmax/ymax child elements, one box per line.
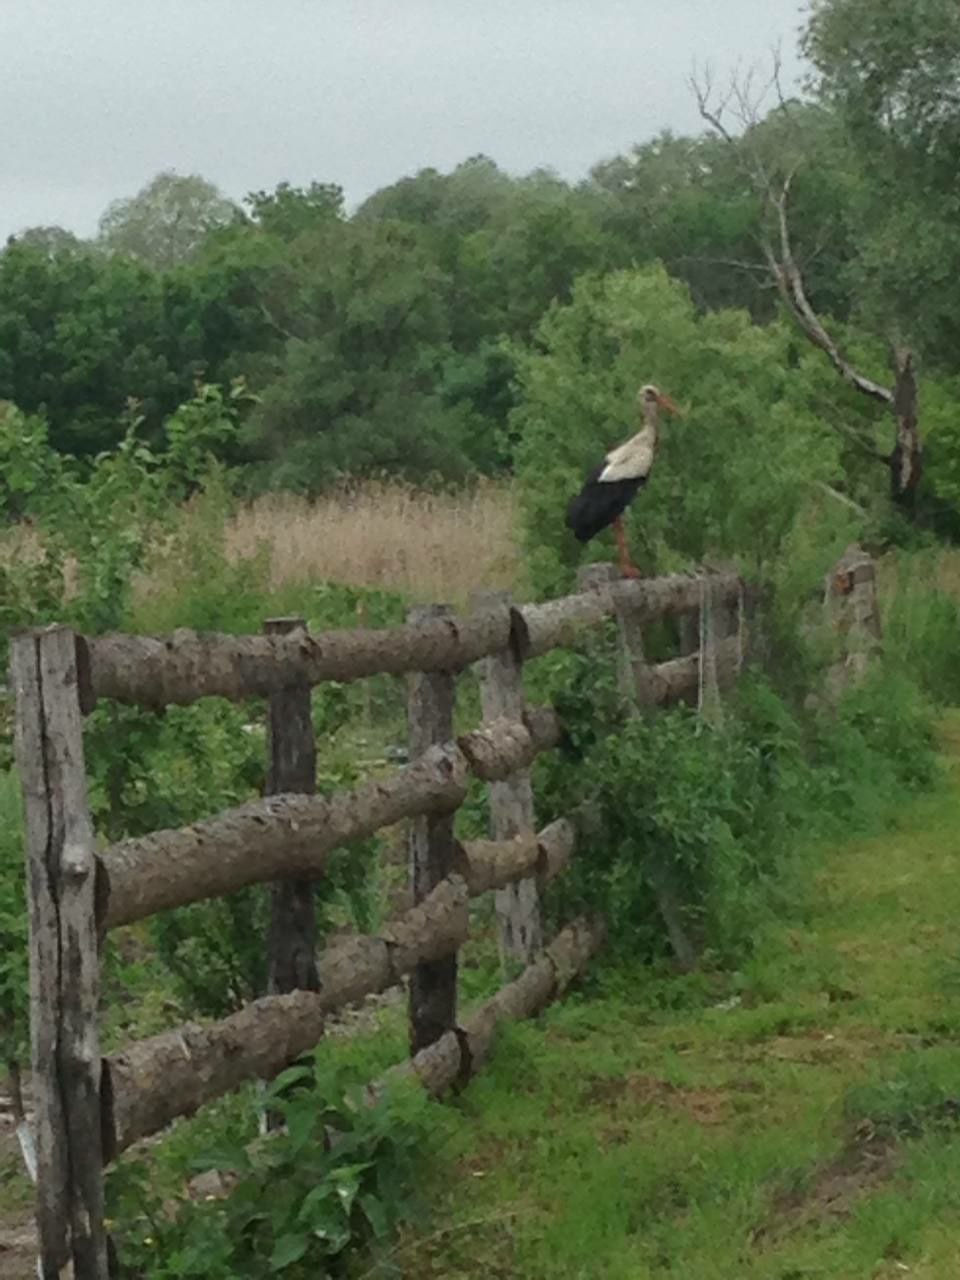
<box><xmin>10</xmin><ymin>562</ymin><xmax>746</xmax><ymax>1279</ymax></box>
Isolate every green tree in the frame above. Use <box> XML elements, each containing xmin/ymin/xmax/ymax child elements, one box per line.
<box><xmin>245</xmin><ymin>180</ymin><xmax>344</xmax><ymax>239</ymax></box>
<box><xmin>243</xmin><ymin>217</ymin><xmax>490</xmax><ymax>486</ymax></box>
<box><xmin>98</xmin><ymin>170</ymin><xmax>239</xmax><ymax>270</ymax></box>
<box><xmin>803</xmin><ymin>0</ymin><xmax>960</xmax><ymax>368</ymax></box>
<box><xmin>0</xmin><ymin>242</ymin><xmax>179</xmax><ymax>454</ymax></box>
<box><xmin>510</xmin><ymin>264</ymin><xmax>854</xmax><ymax>597</ymax></box>
<box><xmin>6</xmin><ymin>225</ymin><xmax>92</xmax><ymax>259</ymax></box>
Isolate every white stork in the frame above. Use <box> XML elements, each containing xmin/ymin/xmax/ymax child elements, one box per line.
<box><xmin>565</xmin><ymin>383</ymin><xmax>681</xmax><ymax>578</ymax></box>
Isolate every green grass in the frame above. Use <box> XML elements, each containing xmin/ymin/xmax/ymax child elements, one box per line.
<box><xmin>371</xmin><ymin>714</ymin><xmax>960</xmax><ymax>1280</ymax></box>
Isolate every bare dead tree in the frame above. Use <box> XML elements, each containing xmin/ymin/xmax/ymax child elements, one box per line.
<box><xmin>690</xmin><ymin>56</ymin><xmax>922</xmax><ymax>511</ymax></box>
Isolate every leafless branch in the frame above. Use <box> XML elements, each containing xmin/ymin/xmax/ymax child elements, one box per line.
<box><xmin>258</xmin><ymin>300</ymin><xmax>303</xmax><ymax>343</ymax></box>
<box><xmin>693</xmin><ymin>60</ymin><xmax>895</xmax><ymax>413</ymax></box>
<box><xmin>674</xmin><ymin>254</ymin><xmax>770</xmax><ymax>277</ymax></box>
<box><xmin>764</xmin><ymin>176</ymin><xmax>893</xmax><ymax>406</ymax></box>
<box><xmin>813</xmin><ymin>481</ymin><xmax>868</xmax><ymax>517</ymax></box>
<box><xmin>689</xmin><ymin>63</ymin><xmax>738</xmax><ymax>148</ymax></box>
<box><xmin>692</xmin><ymin>54</ymin><xmax>921</xmax><ymax>501</ymax></box>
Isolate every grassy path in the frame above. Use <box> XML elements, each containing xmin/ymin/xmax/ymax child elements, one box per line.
<box><xmin>387</xmin><ymin>720</ymin><xmax>960</xmax><ymax>1280</ymax></box>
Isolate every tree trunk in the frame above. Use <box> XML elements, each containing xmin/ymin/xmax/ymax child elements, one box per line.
<box><xmin>891</xmin><ymin>347</ymin><xmax>922</xmax><ymax>508</ymax></box>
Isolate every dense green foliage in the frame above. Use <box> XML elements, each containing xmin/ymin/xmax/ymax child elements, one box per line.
<box><xmin>5</xmin><ymin>3</ymin><xmax>960</xmax><ymax>511</ymax></box>
<box><xmin>529</xmin><ymin>619</ymin><xmax>939</xmax><ymax>965</ymax></box>
<box><xmin>510</xmin><ymin>264</ymin><xmax>857</xmax><ymax>594</ymax></box>
<box><xmin>107</xmin><ymin>1058</ymin><xmax>437</xmax><ymax>1279</ymax></box>
<box><xmin>805</xmin><ymin>0</ymin><xmax>960</xmax><ymax>363</ymax></box>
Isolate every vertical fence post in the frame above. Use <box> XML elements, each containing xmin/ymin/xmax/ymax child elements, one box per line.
<box><xmin>11</xmin><ymin>626</ymin><xmax>108</xmax><ymax>1279</ymax></box>
<box><xmin>823</xmin><ymin>543</ymin><xmax>880</xmax><ymax>700</ymax></box>
<box><xmin>474</xmin><ymin>590</ymin><xmax>542</xmax><ymax>965</ymax></box>
<box><xmin>263</xmin><ymin>617</ymin><xmax>319</xmax><ymax>999</ymax></box>
<box><xmin>262</xmin><ymin>617</ymin><xmax>317</xmax><ymax>1133</ymax></box>
<box><xmin>577</xmin><ymin>564</ymin><xmax>654</xmax><ymax>708</ymax></box>
<box><xmin>697</xmin><ymin>564</ymin><xmax>743</xmax><ymax>725</ymax></box>
<box><xmin>406</xmin><ymin>605</ymin><xmax>459</xmax><ymax>1054</ymax></box>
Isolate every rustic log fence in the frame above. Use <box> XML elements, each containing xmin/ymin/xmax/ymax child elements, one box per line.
<box><xmin>10</xmin><ymin>566</ymin><xmax>745</xmax><ymax>1279</ymax></box>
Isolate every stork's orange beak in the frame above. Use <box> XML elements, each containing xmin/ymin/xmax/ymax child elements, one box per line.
<box><xmin>656</xmin><ymin>392</ymin><xmax>682</xmax><ymax>416</ymax></box>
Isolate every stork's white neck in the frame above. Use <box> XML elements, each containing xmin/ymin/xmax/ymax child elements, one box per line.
<box><xmin>598</xmin><ymin>401</ymin><xmax>661</xmax><ymax>482</ymax></box>
<box><xmin>629</xmin><ymin>399</ymin><xmax>659</xmax><ymax>453</ymax></box>
<box><xmin>640</xmin><ymin>397</ymin><xmax>660</xmax><ymax>432</ymax></box>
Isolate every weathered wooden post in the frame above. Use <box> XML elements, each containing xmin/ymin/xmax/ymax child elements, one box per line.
<box><xmin>577</xmin><ymin>567</ymin><xmax>699</xmax><ymax>971</ymax></box>
<box><xmin>10</xmin><ymin>626</ymin><xmax>109</xmax><ymax>1279</ymax></box>
<box><xmin>261</xmin><ymin>616</ymin><xmax>318</xmax><ymax>1132</ymax></box>
<box><xmin>697</xmin><ymin>562</ymin><xmax>744</xmax><ymax>724</ymax></box>
<box><xmin>263</xmin><ymin>617</ymin><xmax>319</xmax><ymax>998</ymax></box>
<box><xmin>577</xmin><ymin>564</ymin><xmax>654</xmax><ymax>708</ymax></box>
<box><xmin>406</xmin><ymin>605</ymin><xmax>459</xmax><ymax>1052</ymax></box>
<box><xmin>474</xmin><ymin>590</ymin><xmax>542</xmax><ymax>965</ymax></box>
<box><xmin>822</xmin><ymin>544</ymin><xmax>881</xmax><ymax>703</ymax></box>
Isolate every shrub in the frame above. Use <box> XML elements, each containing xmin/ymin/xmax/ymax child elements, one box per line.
<box><xmin>107</xmin><ymin>1059</ymin><xmax>437</xmax><ymax>1278</ymax></box>
<box><xmin>531</xmin><ymin>623</ymin><xmax>939</xmax><ymax>964</ymax></box>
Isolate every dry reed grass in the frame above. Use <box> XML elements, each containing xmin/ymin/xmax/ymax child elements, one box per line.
<box><xmin>0</xmin><ymin>522</ymin><xmax>45</xmax><ymax>569</ymax></box>
<box><xmin>221</xmin><ymin>480</ymin><xmax>521</xmax><ymax>603</ymax></box>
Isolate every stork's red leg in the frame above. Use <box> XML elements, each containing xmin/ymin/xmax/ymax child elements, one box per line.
<box><xmin>612</xmin><ymin>516</ymin><xmax>640</xmax><ymax>579</ymax></box>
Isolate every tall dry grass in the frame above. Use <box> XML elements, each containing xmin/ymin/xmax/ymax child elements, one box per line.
<box><xmin>221</xmin><ymin>480</ymin><xmax>521</xmax><ymax>603</ymax></box>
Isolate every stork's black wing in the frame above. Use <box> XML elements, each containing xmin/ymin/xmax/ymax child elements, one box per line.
<box><xmin>565</xmin><ymin>464</ymin><xmax>645</xmax><ymax>544</ymax></box>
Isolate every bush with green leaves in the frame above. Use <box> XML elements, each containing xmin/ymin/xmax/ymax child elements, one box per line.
<box><xmin>0</xmin><ymin>383</ymin><xmax>248</xmax><ymax>666</ymax></box>
<box><xmin>530</xmin><ymin>623</ymin><xmax>939</xmax><ymax>964</ymax></box>
<box><xmin>508</xmin><ymin>263</ymin><xmax>887</xmax><ymax>599</ymax></box>
<box><xmin>107</xmin><ymin>1059</ymin><xmax>436</xmax><ymax>1279</ymax></box>
<box><xmin>2</xmin><ymin>390</ymin><xmax>407</xmax><ymax>1031</ymax></box>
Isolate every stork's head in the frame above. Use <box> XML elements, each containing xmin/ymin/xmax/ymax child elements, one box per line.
<box><xmin>637</xmin><ymin>383</ymin><xmax>681</xmax><ymax>416</ymax></box>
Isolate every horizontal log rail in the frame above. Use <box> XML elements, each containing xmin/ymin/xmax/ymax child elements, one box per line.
<box><xmin>77</xmin><ymin>572</ymin><xmax>744</xmax><ymax>710</ymax></box>
<box><xmin>373</xmin><ymin>914</ymin><xmax>606</xmax><ymax>1101</ymax></box>
<box><xmin>76</xmin><ymin>603</ymin><xmax>515</xmax><ymax>710</ymax></box>
<box><xmin>101</xmin><ymin>710</ymin><xmax>563</xmax><ymax>930</ymax></box>
<box><xmin>518</xmin><ymin>571</ymin><xmax>742</xmax><ymax>658</ymax></box>
<box><xmin>104</xmin><ymin>818</ymin><xmax>579</xmax><ymax>1158</ymax></box>
<box><xmin>646</xmin><ymin>636</ymin><xmax>741</xmax><ymax>706</ymax></box>
<box><xmin>99</xmin><ymin>631</ymin><xmax>725</xmax><ymax>932</ymax></box>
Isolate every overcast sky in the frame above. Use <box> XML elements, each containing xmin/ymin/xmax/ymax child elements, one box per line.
<box><xmin>1</xmin><ymin>0</ymin><xmax>809</xmax><ymax>243</ymax></box>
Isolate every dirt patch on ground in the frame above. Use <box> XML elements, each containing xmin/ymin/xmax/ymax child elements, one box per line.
<box><xmin>751</xmin><ymin>1123</ymin><xmax>898</xmax><ymax>1246</ymax></box>
<box><xmin>583</xmin><ymin>1071</ymin><xmax>761</xmax><ymax>1133</ymax></box>
<box><xmin>0</xmin><ymin>1110</ymin><xmax>35</xmax><ymax>1280</ymax></box>
<box><xmin>0</xmin><ymin>1218</ymin><xmax>36</xmax><ymax>1280</ymax></box>
<box><xmin>0</xmin><ymin>1076</ymin><xmax>36</xmax><ymax>1280</ymax></box>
